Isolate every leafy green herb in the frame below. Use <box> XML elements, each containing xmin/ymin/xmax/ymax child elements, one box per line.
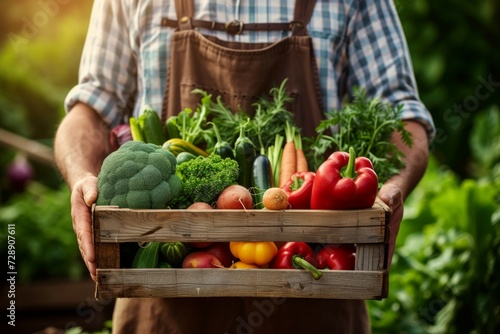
<box><xmin>248</xmin><ymin>79</ymin><xmax>294</xmax><ymax>150</ymax></box>
<box><xmin>208</xmin><ymin>94</ymin><xmax>248</xmax><ymax>147</ymax></box>
<box><xmin>174</xmin><ymin>91</ymin><xmax>214</xmax><ymax>147</ymax></box>
<box><xmin>198</xmin><ymin>79</ymin><xmax>294</xmax><ymax>151</ymax></box>
<box><xmin>306</xmin><ymin>88</ymin><xmax>412</xmax><ymax>184</ymax></box>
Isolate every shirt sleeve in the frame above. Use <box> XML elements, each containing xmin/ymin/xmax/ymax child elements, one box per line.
<box><xmin>64</xmin><ymin>0</ymin><xmax>137</xmax><ymax>127</ymax></box>
<box><xmin>346</xmin><ymin>0</ymin><xmax>436</xmax><ymax>141</ymax></box>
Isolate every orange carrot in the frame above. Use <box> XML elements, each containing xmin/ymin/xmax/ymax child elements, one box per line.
<box><xmin>294</xmin><ymin>133</ymin><xmax>308</xmax><ymax>172</ymax></box>
<box><xmin>279</xmin><ymin>122</ymin><xmax>297</xmax><ymax>187</ymax></box>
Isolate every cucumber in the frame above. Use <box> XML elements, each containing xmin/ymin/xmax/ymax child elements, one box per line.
<box><xmin>234</xmin><ymin>121</ymin><xmax>256</xmax><ymax>188</ymax></box>
<box><xmin>251</xmin><ymin>154</ymin><xmax>274</xmax><ymax>209</ymax></box>
<box><xmin>165</xmin><ymin>116</ymin><xmax>180</xmax><ymax>140</ymax></box>
<box><xmin>141</xmin><ymin>108</ymin><xmax>166</xmax><ymax>146</ymax></box>
<box><xmin>131</xmin><ymin>242</ymin><xmax>161</xmax><ymax>268</ymax></box>
<box><xmin>129</xmin><ymin>107</ymin><xmax>166</xmax><ymax>145</ymax></box>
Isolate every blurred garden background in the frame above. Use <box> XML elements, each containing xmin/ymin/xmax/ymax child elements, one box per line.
<box><xmin>0</xmin><ymin>0</ymin><xmax>498</xmax><ymax>333</ymax></box>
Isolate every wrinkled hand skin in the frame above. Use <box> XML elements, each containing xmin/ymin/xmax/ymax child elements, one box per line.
<box><xmin>71</xmin><ymin>175</ymin><xmax>98</xmax><ymax>282</ymax></box>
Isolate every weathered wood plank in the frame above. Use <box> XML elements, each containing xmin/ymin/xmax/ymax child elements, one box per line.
<box><xmin>95</xmin><ymin>243</ymin><xmax>120</xmax><ymax>269</ymax></box>
<box><xmin>98</xmin><ymin>224</ymin><xmax>384</xmax><ymax>243</ymax></box>
<box><xmin>92</xmin><ymin>204</ymin><xmax>120</xmax><ymax>269</ymax></box>
<box><xmin>355</xmin><ymin>244</ymin><xmax>387</xmax><ymax>271</ymax></box>
<box><xmin>96</xmin><ymin>268</ymin><xmax>388</xmax><ymax>300</ymax></box>
<box><xmin>93</xmin><ymin>204</ymin><xmax>387</xmax><ymax>243</ymax></box>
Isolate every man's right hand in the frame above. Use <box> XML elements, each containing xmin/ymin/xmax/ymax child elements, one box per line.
<box><xmin>71</xmin><ymin>175</ymin><xmax>99</xmax><ymax>282</ymax></box>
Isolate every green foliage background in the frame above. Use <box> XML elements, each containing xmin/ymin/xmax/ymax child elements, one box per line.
<box><xmin>0</xmin><ymin>1</ymin><xmax>498</xmax><ymax>333</ymax></box>
<box><xmin>396</xmin><ymin>0</ymin><xmax>499</xmax><ymax>177</ymax></box>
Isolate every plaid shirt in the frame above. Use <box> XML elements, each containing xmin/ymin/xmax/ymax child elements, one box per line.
<box><xmin>66</xmin><ymin>0</ymin><xmax>435</xmax><ymax>140</ymax></box>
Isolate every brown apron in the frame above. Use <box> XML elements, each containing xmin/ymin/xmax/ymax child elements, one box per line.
<box><xmin>112</xmin><ymin>1</ymin><xmax>369</xmax><ymax>333</ymax></box>
<box><xmin>160</xmin><ymin>0</ymin><xmax>324</xmax><ymax>138</ymax></box>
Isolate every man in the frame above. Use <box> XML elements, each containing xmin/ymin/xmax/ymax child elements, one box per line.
<box><xmin>55</xmin><ymin>1</ymin><xmax>435</xmax><ymax>333</ymax></box>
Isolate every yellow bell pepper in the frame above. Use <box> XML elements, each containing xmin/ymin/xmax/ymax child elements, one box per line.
<box><xmin>229</xmin><ymin>261</ymin><xmax>260</xmax><ymax>269</ymax></box>
<box><xmin>229</xmin><ymin>242</ymin><xmax>278</xmax><ymax>266</ymax></box>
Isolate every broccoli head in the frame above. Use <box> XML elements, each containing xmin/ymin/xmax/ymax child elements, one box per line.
<box><xmin>97</xmin><ymin>140</ymin><xmax>181</xmax><ymax>209</ymax></box>
<box><xmin>174</xmin><ymin>154</ymin><xmax>239</xmax><ymax>207</ymax></box>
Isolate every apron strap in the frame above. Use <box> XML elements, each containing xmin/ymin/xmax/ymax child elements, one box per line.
<box><xmin>164</xmin><ymin>0</ymin><xmax>317</xmax><ymax>35</ymax></box>
<box><xmin>174</xmin><ymin>0</ymin><xmax>195</xmax><ymax>30</ymax></box>
<box><xmin>291</xmin><ymin>0</ymin><xmax>317</xmax><ymax>36</ymax></box>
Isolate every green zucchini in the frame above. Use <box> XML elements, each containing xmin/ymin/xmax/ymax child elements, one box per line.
<box><xmin>234</xmin><ymin>122</ymin><xmax>257</xmax><ymax>188</ymax></box>
<box><xmin>251</xmin><ymin>154</ymin><xmax>274</xmax><ymax>209</ymax></box>
<box><xmin>131</xmin><ymin>242</ymin><xmax>161</xmax><ymax>268</ymax></box>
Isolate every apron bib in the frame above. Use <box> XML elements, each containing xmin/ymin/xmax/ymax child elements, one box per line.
<box><xmin>161</xmin><ymin>0</ymin><xmax>324</xmax><ymax>138</ymax></box>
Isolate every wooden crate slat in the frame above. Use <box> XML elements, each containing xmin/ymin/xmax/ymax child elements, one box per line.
<box><xmin>94</xmin><ymin>206</ymin><xmax>386</xmax><ymax>228</ymax></box>
<box><xmin>98</xmin><ymin>225</ymin><xmax>384</xmax><ymax>243</ymax></box>
<box><xmin>94</xmin><ymin>206</ymin><xmax>386</xmax><ymax>243</ymax></box>
<box><xmin>96</xmin><ymin>268</ymin><xmax>387</xmax><ymax>300</ymax></box>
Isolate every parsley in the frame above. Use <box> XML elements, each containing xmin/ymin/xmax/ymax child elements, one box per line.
<box><xmin>306</xmin><ymin>88</ymin><xmax>413</xmax><ymax>184</ymax></box>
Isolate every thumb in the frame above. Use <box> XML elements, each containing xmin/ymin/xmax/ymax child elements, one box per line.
<box><xmin>378</xmin><ymin>182</ymin><xmax>402</xmax><ymax>210</ymax></box>
<box><xmin>81</xmin><ymin>176</ymin><xmax>98</xmax><ymax>207</ymax></box>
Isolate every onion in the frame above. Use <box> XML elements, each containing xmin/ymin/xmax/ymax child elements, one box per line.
<box><xmin>262</xmin><ymin>187</ymin><xmax>289</xmax><ymax>210</ymax></box>
<box><xmin>7</xmin><ymin>154</ymin><xmax>33</xmax><ymax>192</ymax></box>
<box><xmin>110</xmin><ymin>124</ymin><xmax>133</xmax><ymax>151</ymax></box>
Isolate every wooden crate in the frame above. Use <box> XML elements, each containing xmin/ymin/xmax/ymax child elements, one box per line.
<box><xmin>92</xmin><ymin>199</ymin><xmax>390</xmax><ymax>300</ymax></box>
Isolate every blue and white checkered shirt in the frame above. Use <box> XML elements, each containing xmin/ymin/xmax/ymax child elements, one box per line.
<box><xmin>66</xmin><ymin>0</ymin><xmax>436</xmax><ymax>141</ymax></box>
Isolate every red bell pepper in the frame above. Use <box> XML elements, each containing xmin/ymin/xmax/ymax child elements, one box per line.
<box><xmin>316</xmin><ymin>244</ymin><xmax>356</xmax><ymax>270</ymax></box>
<box><xmin>310</xmin><ymin>147</ymin><xmax>378</xmax><ymax>210</ymax></box>
<box><xmin>271</xmin><ymin>242</ymin><xmax>323</xmax><ymax>280</ymax></box>
<box><xmin>281</xmin><ymin>171</ymin><xmax>315</xmax><ymax>209</ymax></box>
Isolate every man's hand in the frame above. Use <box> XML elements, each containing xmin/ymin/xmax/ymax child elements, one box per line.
<box><xmin>378</xmin><ymin>121</ymin><xmax>430</xmax><ymax>268</ymax></box>
<box><xmin>54</xmin><ymin>103</ymin><xmax>110</xmax><ymax>281</ymax></box>
<box><xmin>71</xmin><ymin>176</ymin><xmax>98</xmax><ymax>282</ymax></box>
